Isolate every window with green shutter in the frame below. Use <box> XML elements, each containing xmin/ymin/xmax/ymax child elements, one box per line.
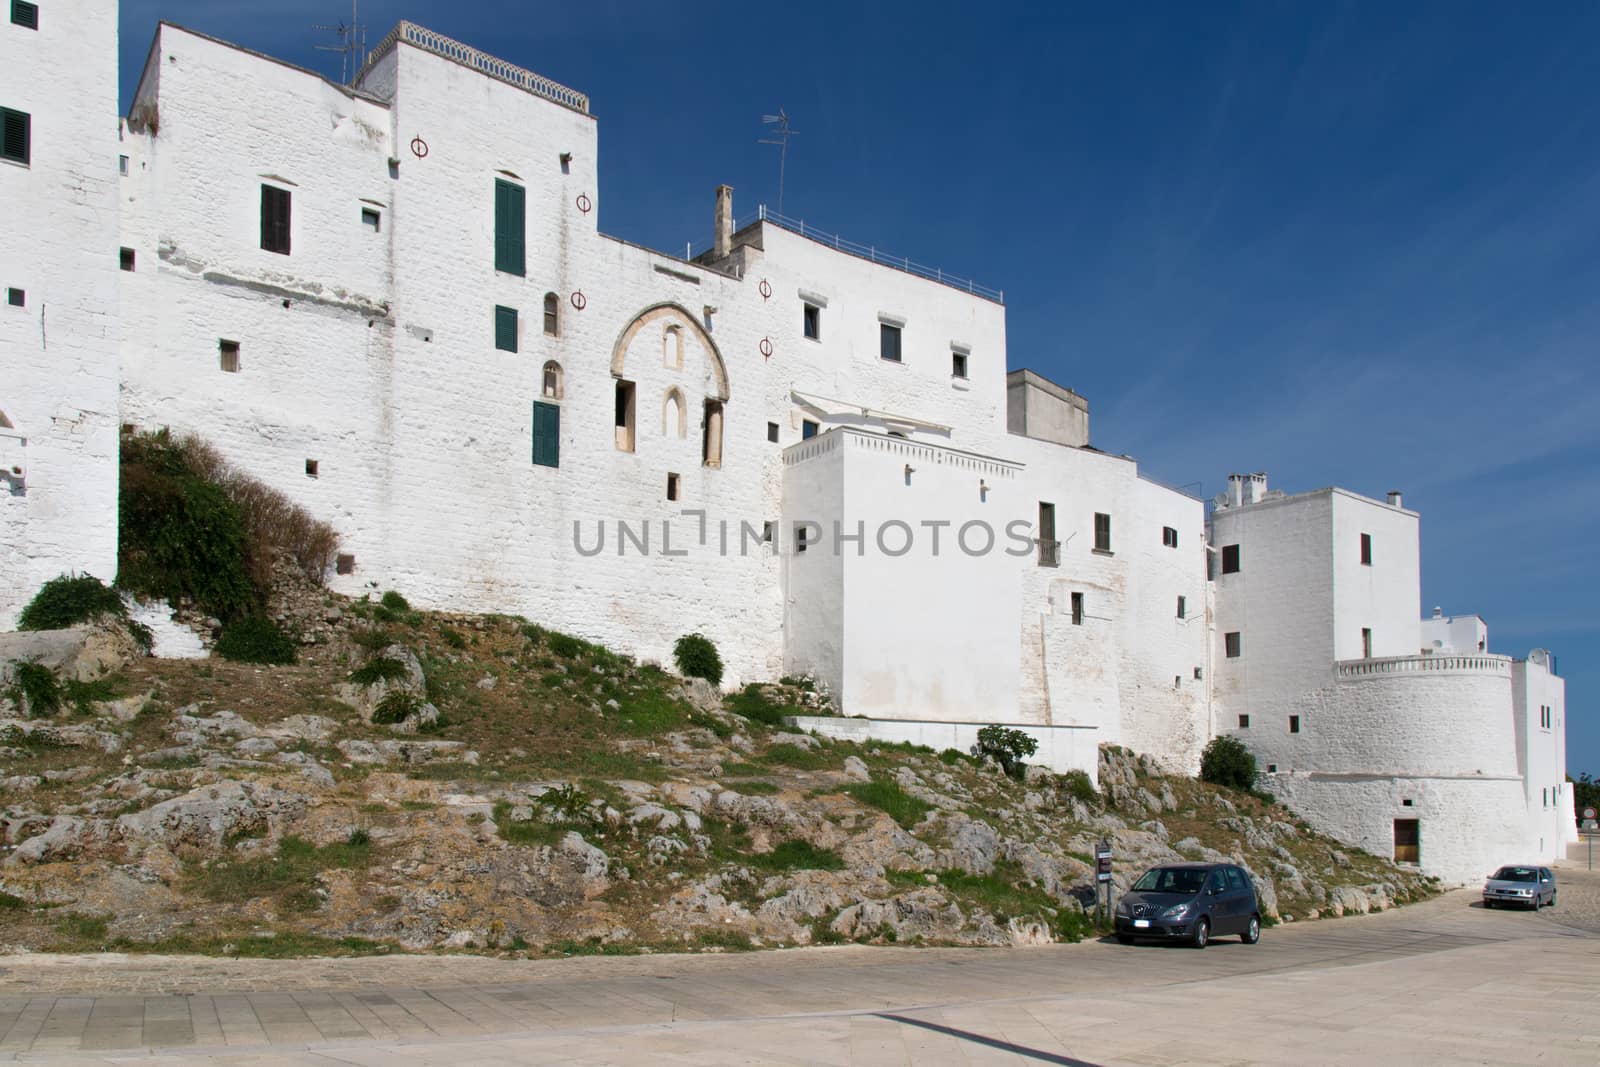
<box><xmin>11</xmin><ymin>2</ymin><xmax>39</xmax><ymax>30</ymax></box>
<box><xmin>495</xmin><ymin>305</ymin><xmax>518</xmax><ymax>352</ymax></box>
<box><xmin>494</xmin><ymin>178</ymin><xmax>525</xmax><ymax>275</ymax></box>
<box><xmin>1</xmin><ymin>107</ymin><xmax>30</xmax><ymax>166</ymax></box>
<box><xmin>532</xmin><ymin>400</ymin><xmax>560</xmax><ymax>468</ymax></box>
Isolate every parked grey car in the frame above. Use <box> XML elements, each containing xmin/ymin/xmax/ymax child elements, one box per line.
<box><xmin>1482</xmin><ymin>866</ymin><xmax>1556</xmax><ymax>909</ymax></box>
<box><xmin>1114</xmin><ymin>862</ymin><xmax>1261</xmax><ymax>948</ymax></box>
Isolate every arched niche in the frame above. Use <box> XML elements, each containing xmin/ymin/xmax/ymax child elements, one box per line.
<box><xmin>610</xmin><ymin>302</ymin><xmax>729</xmax><ymax>401</ymax></box>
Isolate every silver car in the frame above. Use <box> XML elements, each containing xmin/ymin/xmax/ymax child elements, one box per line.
<box><xmin>1482</xmin><ymin>865</ymin><xmax>1556</xmax><ymax>910</ymax></box>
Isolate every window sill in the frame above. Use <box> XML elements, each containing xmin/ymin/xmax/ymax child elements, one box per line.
<box><xmin>879</xmin><ymin>357</ymin><xmax>905</xmax><ymax>366</ymax></box>
<box><xmin>1092</xmin><ymin>548</ymin><xmax>1115</xmax><ymax>557</ymax></box>
<box><xmin>951</xmin><ymin>377</ymin><xmax>971</xmax><ymax>390</ymax></box>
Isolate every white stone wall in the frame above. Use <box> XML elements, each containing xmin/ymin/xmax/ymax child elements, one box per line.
<box><xmin>1420</xmin><ymin>612</ymin><xmax>1487</xmax><ymax>654</ymax></box>
<box><xmin>1330</xmin><ymin>491</ymin><xmax>1421</xmax><ymax>660</ymax></box>
<box><xmin>1514</xmin><ymin>653</ymin><xmax>1575</xmax><ymax>855</ymax></box>
<box><xmin>0</xmin><ymin>0</ymin><xmax>122</xmax><ymax>626</ymax></box>
<box><xmin>792</xmin><ymin>715</ymin><xmax>1101</xmax><ymax>781</ymax></box>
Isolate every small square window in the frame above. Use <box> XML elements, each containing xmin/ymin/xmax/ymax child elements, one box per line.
<box><xmin>11</xmin><ymin>1</ymin><xmax>38</xmax><ymax>29</ymax></box>
<box><xmin>119</xmin><ymin>155</ymin><xmax>129</xmax><ymax>176</ymax></box>
<box><xmin>1402</xmin><ymin>798</ymin><xmax>1414</xmax><ymax>807</ymax></box>
<box><xmin>1289</xmin><ymin>714</ymin><xmax>1301</xmax><ymax>734</ymax></box>
<box><xmin>767</xmin><ymin>421</ymin><xmax>780</xmax><ymax>443</ymax></box>
<box><xmin>1266</xmin><ymin>763</ymin><xmax>1278</xmax><ymax>773</ymax></box>
<box><xmin>1221</xmin><ymin>544</ymin><xmax>1241</xmax><ymax>573</ymax></box>
<box><xmin>1193</xmin><ymin>667</ymin><xmax>1202</xmax><ymax>680</ymax></box>
<box><xmin>119</xmin><ymin>247</ymin><xmax>135</xmax><ymax>272</ymax></box>
<box><xmin>1176</xmin><ymin>595</ymin><xmax>1186</xmax><ymax>619</ymax></box>
<box><xmin>1225</xmin><ymin>631</ymin><xmax>1241</xmax><ymax>658</ymax></box>
<box><xmin>335</xmin><ymin>553</ymin><xmax>355</xmax><ymax>575</ymax></box>
<box><xmin>801</xmin><ymin>419</ymin><xmax>819</xmax><ymax>440</ymax></box>
<box><xmin>879</xmin><ymin>322</ymin><xmax>902</xmax><ymax>362</ymax></box>
<box><xmin>305</xmin><ymin>459</ymin><xmax>319</xmax><ymax>479</ymax></box>
<box><xmin>1162</xmin><ymin>526</ymin><xmax>1178</xmax><ymax>548</ymax></box>
<box><xmin>361</xmin><ymin>207</ymin><xmax>381</xmax><ymax>232</ymax></box>
<box><xmin>666</xmin><ymin>472</ymin><xmax>680</xmax><ymax>502</ymax></box>
<box><xmin>1360</xmin><ymin>532</ymin><xmax>1372</xmax><ymax>566</ymax></box>
<box><xmin>219</xmin><ymin>339</ymin><xmax>240</xmax><ymax>373</ymax></box>
<box><xmin>559</xmin><ymin>152</ymin><xmax>572</xmax><ymax>174</ymax></box>
<box><xmin>0</xmin><ymin>107</ymin><xmax>29</xmax><ymax>166</ymax></box>
<box><xmin>1070</xmin><ymin>592</ymin><xmax>1084</xmax><ymax>626</ymax></box>
<box><xmin>6</xmin><ymin>287</ymin><xmax>22</xmax><ymax>308</ymax></box>
<box><xmin>951</xmin><ymin>350</ymin><xmax>968</xmax><ymax>379</ymax></box>
<box><xmin>802</xmin><ymin>303</ymin><xmax>820</xmax><ymax>340</ymax></box>
<box><xmin>1238</xmin><ymin>714</ymin><xmax>1249</xmax><ymax>728</ymax></box>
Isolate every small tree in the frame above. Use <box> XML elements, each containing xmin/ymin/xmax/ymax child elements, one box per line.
<box><xmin>673</xmin><ymin>632</ymin><xmax>723</xmax><ymax>687</ymax></box>
<box><xmin>976</xmin><ymin>724</ymin><xmax>1039</xmax><ymax>779</ymax></box>
<box><xmin>1200</xmin><ymin>734</ymin><xmax>1257</xmax><ymax>792</ymax></box>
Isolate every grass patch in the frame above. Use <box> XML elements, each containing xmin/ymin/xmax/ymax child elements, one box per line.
<box><xmin>901</xmin><ymin>861</ymin><xmax>1098</xmax><ymax>943</ymax></box>
<box><xmin>214</xmin><ymin>616</ymin><xmax>298</xmax><ymax>665</ymax></box>
<box><xmin>760</xmin><ymin>743</ymin><xmax>832</xmax><ymax>771</ymax></box>
<box><xmin>612</xmin><ymin>688</ymin><xmax>691</xmax><ymax>736</ymax></box>
<box><xmin>109</xmin><ymin>932</ymin><xmax>393</xmax><ymax>958</ymax></box>
<box><xmin>349</xmin><ymin>656</ymin><xmax>410</xmax><ymax>686</ymax></box>
<box><xmin>726</xmin><ymin>779</ymin><xmax>779</xmax><ymax>795</ymax></box>
<box><xmin>0</xmin><ymin>891</ymin><xmax>28</xmax><ymax>911</ymax></box>
<box><xmin>189</xmin><ymin>834</ymin><xmax>373</xmax><ymax>910</ymax></box>
<box><xmin>746</xmin><ymin>839</ymin><xmax>844</xmax><ymax>873</ymax></box>
<box><xmin>54</xmin><ymin>912</ymin><xmax>110</xmax><ymax>941</ymax></box>
<box><xmin>545</xmin><ymin>937</ymin><xmax>638</xmax><ymax>957</ymax></box>
<box><xmin>696</xmin><ymin>929</ymin><xmax>753</xmax><ymax>951</ymax></box>
<box><xmin>9</xmin><ymin>661</ymin><xmax>60</xmax><ymax>717</ymax></box>
<box><xmin>845</xmin><ymin>780</ymin><xmax>933</xmax><ymax>829</ymax></box>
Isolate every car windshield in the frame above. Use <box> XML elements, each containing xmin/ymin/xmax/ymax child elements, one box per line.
<box><xmin>1132</xmin><ymin>867</ymin><xmax>1208</xmax><ymax>894</ymax></box>
<box><xmin>1491</xmin><ymin>867</ymin><xmax>1538</xmax><ymax>882</ymax></box>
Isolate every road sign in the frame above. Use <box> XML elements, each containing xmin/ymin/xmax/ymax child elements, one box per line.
<box><xmin>1095</xmin><ymin>840</ymin><xmax>1113</xmax><ymax>883</ymax></box>
<box><xmin>1583</xmin><ymin>806</ymin><xmax>1597</xmax><ymax>821</ymax></box>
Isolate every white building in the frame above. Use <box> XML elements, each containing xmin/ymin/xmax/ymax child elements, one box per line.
<box><xmin>0</xmin><ymin>5</ymin><xmax>1572</xmax><ymax>881</ymax></box>
<box><xmin>1209</xmin><ymin>474</ymin><xmax>1575</xmax><ymax>881</ymax></box>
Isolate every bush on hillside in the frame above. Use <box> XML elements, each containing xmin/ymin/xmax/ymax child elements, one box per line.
<box><xmin>17</xmin><ymin>573</ymin><xmax>153</xmax><ymax>652</ymax></box>
<box><xmin>118</xmin><ymin>430</ymin><xmax>339</xmax><ymax>621</ymax></box>
<box><xmin>8</xmin><ymin>661</ymin><xmax>61</xmax><ymax>717</ymax></box>
<box><xmin>1200</xmin><ymin>734</ymin><xmax>1258</xmax><ymax>792</ymax></box>
<box><xmin>213</xmin><ymin>616</ymin><xmax>298</xmax><ymax>665</ymax></box>
<box><xmin>673</xmin><ymin>632</ymin><xmax>723</xmax><ymax>687</ymax></box>
<box><xmin>976</xmin><ymin>724</ymin><xmax>1038</xmax><ymax>780</ymax></box>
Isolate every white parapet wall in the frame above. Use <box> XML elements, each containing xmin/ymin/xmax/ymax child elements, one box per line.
<box><xmin>789</xmin><ymin>715</ymin><xmax>1101</xmax><ymax>785</ymax></box>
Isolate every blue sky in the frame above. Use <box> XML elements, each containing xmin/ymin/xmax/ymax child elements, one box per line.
<box><xmin>117</xmin><ymin>1</ymin><xmax>1598</xmax><ymax>775</ymax></box>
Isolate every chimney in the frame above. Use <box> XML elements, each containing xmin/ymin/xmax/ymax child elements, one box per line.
<box><xmin>1387</xmin><ymin>489</ymin><xmax>1403</xmax><ymax>508</ymax></box>
<box><xmin>1227</xmin><ymin>473</ymin><xmax>1245</xmax><ymax>508</ymax></box>
<box><xmin>713</xmin><ymin>184</ymin><xmax>734</xmax><ymax>259</ymax></box>
<box><xmin>1246</xmin><ymin>471</ymin><xmax>1268</xmax><ymax>504</ymax></box>
<box><xmin>1432</xmin><ymin>606</ymin><xmax>1443</xmax><ymax>619</ymax></box>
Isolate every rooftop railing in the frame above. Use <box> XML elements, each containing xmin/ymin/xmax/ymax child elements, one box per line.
<box><xmin>358</xmin><ymin>22</ymin><xmax>589</xmax><ymax>114</ymax></box>
<box><xmin>708</xmin><ymin>206</ymin><xmax>1004</xmax><ymax>304</ymax></box>
<box><xmin>1336</xmin><ymin>653</ymin><xmax>1512</xmax><ymax>679</ymax></box>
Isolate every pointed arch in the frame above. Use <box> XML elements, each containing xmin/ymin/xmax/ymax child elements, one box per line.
<box><xmin>663</xmin><ymin>387</ymin><xmax>687</xmax><ymax>438</ymax></box>
<box><xmin>610</xmin><ymin>302</ymin><xmax>729</xmax><ymax>400</ymax></box>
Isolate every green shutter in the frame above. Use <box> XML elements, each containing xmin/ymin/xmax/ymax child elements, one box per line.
<box><xmin>532</xmin><ymin>401</ymin><xmax>560</xmax><ymax>468</ymax></box>
<box><xmin>1</xmin><ymin>108</ymin><xmax>30</xmax><ymax>165</ymax></box>
<box><xmin>495</xmin><ymin>305</ymin><xmax>518</xmax><ymax>352</ymax></box>
<box><xmin>495</xmin><ymin>179</ymin><xmax>525</xmax><ymax>275</ymax></box>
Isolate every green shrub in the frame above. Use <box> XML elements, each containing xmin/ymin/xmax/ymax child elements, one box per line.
<box><xmin>0</xmin><ymin>891</ymin><xmax>27</xmax><ymax>911</ymax></box>
<box><xmin>726</xmin><ymin>683</ymin><xmax>795</xmax><ymax>726</ymax></box>
<box><xmin>18</xmin><ymin>573</ymin><xmax>152</xmax><ymax>652</ymax></box>
<box><xmin>379</xmin><ymin>590</ymin><xmax>410</xmax><ymax>613</ymax></box>
<box><xmin>1200</xmin><ymin>735</ymin><xmax>1258</xmax><ymax>792</ymax></box>
<box><xmin>349</xmin><ymin>655</ymin><xmax>409</xmax><ymax>686</ymax></box>
<box><xmin>10</xmin><ymin>661</ymin><xmax>61</xmax><ymax>717</ymax></box>
<box><xmin>762</xmin><ymin>742</ymin><xmax>831</xmax><ymax>770</ymax></box>
<box><xmin>673</xmin><ymin>632</ymin><xmax>723</xmax><ymax>687</ymax></box>
<box><xmin>53</xmin><ymin>913</ymin><xmax>110</xmax><ymax>941</ymax></box>
<box><xmin>440</xmin><ymin>627</ymin><xmax>467</xmax><ymax>649</ymax></box>
<box><xmin>939</xmin><ymin>748</ymin><xmax>971</xmax><ymax>766</ymax></box>
<box><xmin>976</xmin><ymin>724</ymin><xmax>1038</xmax><ymax>779</ymax></box>
<box><xmin>1057</xmin><ymin>769</ymin><xmax>1097</xmax><ymax>805</ymax></box>
<box><xmin>346</xmin><ymin>828</ymin><xmax>371</xmax><ymax>847</ymax></box>
<box><xmin>371</xmin><ymin>691</ymin><xmax>421</xmax><ymax>725</ymax></box>
<box><xmin>845</xmin><ymin>780</ymin><xmax>933</xmax><ymax>829</ymax></box>
<box><xmin>214</xmin><ymin>616</ymin><xmax>298</xmax><ymax>665</ymax></box>
<box><xmin>18</xmin><ymin>573</ymin><xmax>124</xmax><ymax>630</ymax></box>
<box><xmin>545</xmin><ymin>632</ymin><xmax>586</xmax><ymax>659</ymax></box>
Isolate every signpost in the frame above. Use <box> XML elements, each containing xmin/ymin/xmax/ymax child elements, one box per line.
<box><xmin>1095</xmin><ymin>839</ymin><xmax>1113</xmax><ymax>921</ymax></box>
<box><xmin>1584</xmin><ymin>808</ymin><xmax>1598</xmax><ymax>870</ymax></box>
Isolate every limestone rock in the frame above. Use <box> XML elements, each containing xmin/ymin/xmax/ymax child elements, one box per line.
<box><xmin>842</xmin><ymin>756</ymin><xmax>871</xmax><ymax>782</ymax></box>
<box><xmin>116</xmin><ymin>780</ymin><xmax>306</xmax><ymax>851</ymax></box>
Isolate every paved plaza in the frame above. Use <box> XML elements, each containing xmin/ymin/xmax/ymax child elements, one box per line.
<box><xmin>3</xmin><ymin>864</ymin><xmax>1599</xmax><ymax>1064</ymax></box>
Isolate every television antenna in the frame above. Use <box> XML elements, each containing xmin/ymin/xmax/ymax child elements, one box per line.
<box><xmin>314</xmin><ymin>1</ymin><xmax>367</xmax><ymax>85</ymax></box>
<box><xmin>759</xmin><ymin>109</ymin><xmax>798</xmax><ymax>215</ymax></box>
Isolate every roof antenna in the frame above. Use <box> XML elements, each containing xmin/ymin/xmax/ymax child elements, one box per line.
<box><xmin>759</xmin><ymin>109</ymin><xmax>798</xmax><ymax>216</ymax></box>
<box><xmin>314</xmin><ymin>0</ymin><xmax>367</xmax><ymax>85</ymax></box>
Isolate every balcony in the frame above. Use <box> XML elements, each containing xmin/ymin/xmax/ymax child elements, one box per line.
<box><xmin>1336</xmin><ymin>653</ymin><xmax>1511</xmax><ymax>680</ymax></box>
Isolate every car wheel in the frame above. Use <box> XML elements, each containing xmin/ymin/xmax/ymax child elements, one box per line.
<box><xmin>1116</xmin><ymin>934</ymin><xmax>1134</xmax><ymax>945</ymax></box>
<box><xmin>1241</xmin><ymin>914</ymin><xmax>1260</xmax><ymax>944</ymax></box>
<box><xmin>1191</xmin><ymin>917</ymin><xmax>1209</xmax><ymax>949</ymax></box>
<box><xmin>1549</xmin><ymin>894</ymin><xmax>1556</xmax><ymax>909</ymax></box>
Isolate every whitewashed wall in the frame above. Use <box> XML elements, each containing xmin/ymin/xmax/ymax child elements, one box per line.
<box><xmin>1514</xmin><ymin>653</ymin><xmax>1575</xmax><ymax>857</ymax></box>
<box><xmin>0</xmin><ymin>1</ymin><xmax>122</xmax><ymax>626</ymax></box>
<box><xmin>1330</xmin><ymin>491</ymin><xmax>1422</xmax><ymax>661</ymax></box>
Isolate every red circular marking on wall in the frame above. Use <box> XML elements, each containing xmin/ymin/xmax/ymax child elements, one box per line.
<box><xmin>576</xmin><ymin>193</ymin><xmax>592</xmax><ymax>214</ymax></box>
<box><xmin>758</xmin><ymin>279</ymin><xmax>772</xmax><ymax>300</ymax></box>
<box><xmin>410</xmin><ymin>136</ymin><xmax>429</xmax><ymax>159</ymax></box>
<box><xmin>759</xmin><ymin>337</ymin><xmax>773</xmax><ymax>360</ymax></box>
<box><xmin>570</xmin><ymin>291</ymin><xmax>587</xmax><ymax>311</ymax></box>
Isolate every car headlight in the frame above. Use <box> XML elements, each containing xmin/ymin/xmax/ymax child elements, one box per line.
<box><xmin>1115</xmin><ymin>901</ymin><xmax>1130</xmax><ymax>915</ymax></box>
<box><xmin>1160</xmin><ymin>903</ymin><xmax>1191</xmax><ymax>920</ymax></box>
